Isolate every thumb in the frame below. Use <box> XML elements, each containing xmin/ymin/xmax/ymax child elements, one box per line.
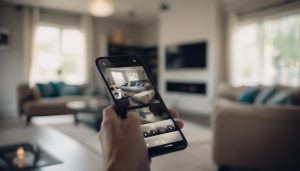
<box><xmin>126</xmin><ymin>111</ymin><xmax>141</xmax><ymax>125</ymax></box>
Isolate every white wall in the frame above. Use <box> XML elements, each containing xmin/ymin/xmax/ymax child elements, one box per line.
<box><xmin>158</xmin><ymin>0</ymin><xmax>223</xmax><ymax>114</ymax></box>
<box><xmin>141</xmin><ymin>21</ymin><xmax>158</xmax><ymax>47</ymax></box>
<box><xmin>90</xmin><ymin>17</ymin><xmax>147</xmax><ymax>94</ymax></box>
<box><xmin>0</xmin><ymin>3</ymin><xmax>25</xmax><ymax>116</ymax></box>
<box><xmin>93</xmin><ymin>18</ymin><xmax>144</xmax><ymax>49</ymax></box>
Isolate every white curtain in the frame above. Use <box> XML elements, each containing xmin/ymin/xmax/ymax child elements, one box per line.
<box><xmin>227</xmin><ymin>12</ymin><xmax>239</xmax><ymax>84</ymax></box>
<box><xmin>23</xmin><ymin>7</ymin><xmax>40</xmax><ymax>86</ymax></box>
<box><xmin>80</xmin><ymin>15</ymin><xmax>94</xmax><ymax>87</ymax></box>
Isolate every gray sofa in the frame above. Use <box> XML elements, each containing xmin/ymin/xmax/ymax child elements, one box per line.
<box><xmin>212</xmin><ymin>84</ymin><xmax>300</xmax><ymax>171</ymax></box>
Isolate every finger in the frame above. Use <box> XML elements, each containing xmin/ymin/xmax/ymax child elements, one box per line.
<box><xmin>168</xmin><ymin>108</ymin><xmax>179</xmax><ymax>118</ymax></box>
<box><xmin>126</xmin><ymin>111</ymin><xmax>141</xmax><ymax>125</ymax></box>
<box><xmin>174</xmin><ymin>119</ymin><xmax>184</xmax><ymax>129</ymax></box>
<box><xmin>100</xmin><ymin>106</ymin><xmax>120</xmax><ymax>134</ymax></box>
<box><xmin>103</xmin><ymin>105</ymin><xmax>118</xmax><ymax>120</ymax></box>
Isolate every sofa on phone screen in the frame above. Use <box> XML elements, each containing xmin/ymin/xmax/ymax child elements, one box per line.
<box><xmin>212</xmin><ymin>83</ymin><xmax>300</xmax><ymax>171</ymax></box>
<box><xmin>120</xmin><ymin>80</ymin><xmax>151</xmax><ymax>95</ymax></box>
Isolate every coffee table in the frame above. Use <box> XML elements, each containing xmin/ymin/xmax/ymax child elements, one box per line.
<box><xmin>67</xmin><ymin>98</ymin><xmax>110</xmax><ymax>130</ymax></box>
<box><xmin>132</xmin><ymin>90</ymin><xmax>155</xmax><ymax>104</ymax></box>
<box><xmin>0</xmin><ymin>126</ymin><xmax>103</xmax><ymax>171</ymax></box>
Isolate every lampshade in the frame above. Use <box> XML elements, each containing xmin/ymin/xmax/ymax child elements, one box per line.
<box><xmin>89</xmin><ymin>0</ymin><xmax>114</xmax><ymax>17</ymax></box>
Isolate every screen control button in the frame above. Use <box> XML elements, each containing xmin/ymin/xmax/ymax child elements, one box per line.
<box><xmin>157</xmin><ymin>127</ymin><xmax>167</xmax><ymax>134</ymax></box>
<box><xmin>143</xmin><ymin>131</ymin><xmax>150</xmax><ymax>137</ymax></box>
<box><xmin>167</xmin><ymin>125</ymin><xmax>175</xmax><ymax>132</ymax></box>
<box><xmin>150</xmin><ymin>129</ymin><xmax>158</xmax><ymax>136</ymax></box>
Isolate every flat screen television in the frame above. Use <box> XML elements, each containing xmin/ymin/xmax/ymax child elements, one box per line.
<box><xmin>166</xmin><ymin>41</ymin><xmax>207</xmax><ymax>69</ymax></box>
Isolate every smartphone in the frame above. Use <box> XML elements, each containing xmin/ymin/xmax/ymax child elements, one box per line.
<box><xmin>95</xmin><ymin>55</ymin><xmax>188</xmax><ymax>157</ymax></box>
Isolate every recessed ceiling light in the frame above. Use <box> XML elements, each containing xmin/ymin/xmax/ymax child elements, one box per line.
<box><xmin>89</xmin><ymin>0</ymin><xmax>115</xmax><ymax>17</ymax></box>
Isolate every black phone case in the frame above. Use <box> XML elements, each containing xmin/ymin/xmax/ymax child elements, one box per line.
<box><xmin>95</xmin><ymin>55</ymin><xmax>188</xmax><ymax>157</ymax></box>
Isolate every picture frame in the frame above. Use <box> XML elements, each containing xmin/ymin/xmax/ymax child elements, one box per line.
<box><xmin>0</xmin><ymin>28</ymin><xmax>10</xmax><ymax>50</ymax></box>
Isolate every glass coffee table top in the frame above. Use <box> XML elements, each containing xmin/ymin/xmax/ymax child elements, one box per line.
<box><xmin>67</xmin><ymin>98</ymin><xmax>110</xmax><ymax>114</ymax></box>
<box><xmin>67</xmin><ymin>98</ymin><xmax>110</xmax><ymax>131</ymax></box>
<box><xmin>0</xmin><ymin>127</ymin><xmax>103</xmax><ymax>171</ymax></box>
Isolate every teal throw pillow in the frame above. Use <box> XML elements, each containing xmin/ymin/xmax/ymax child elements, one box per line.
<box><xmin>36</xmin><ymin>83</ymin><xmax>55</xmax><ymax>98</ymax></box>
<box><xmin>238</xmin><ymin>87</ymin><xmax>260</xmax><ymax>104</ymax></box>
<box><xmin>50</xmin><ymin>81</ymin><xmax>65</xmax><ymax>96</ymax></box>
<box><xmin>266</xmin><ymin>91</ymin><xmax>291</xmax><ymax>105</ymax></box>
<box><xmin>59</xmin><ymin>85</ymin><xmax>82</xmax><ymax>96</ymax></box>
<box><xmin>254</xmin><ymin>86</ymin><xmax>277</xmax><ymax>104</ymax></box>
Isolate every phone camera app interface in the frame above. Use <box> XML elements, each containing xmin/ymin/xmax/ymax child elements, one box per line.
<box><xmin>105</xmin><ymin>66</ymin><xmax>183</xmax><ymax>148</ymax></box>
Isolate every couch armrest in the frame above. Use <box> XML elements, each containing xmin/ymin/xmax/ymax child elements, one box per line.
<box><xmin>212</xmin><ymin>98</ymin><xmax>300</xmax><ymax>171</ymax></box>
<box><xmin>17</xmin><ymin>84</ymin><xmax>40</xmax><ymax>115</ymax></box>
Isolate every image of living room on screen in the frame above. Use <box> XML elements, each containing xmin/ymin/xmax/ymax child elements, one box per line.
<box><xmin>129</xmin><ymin>103</ymin><xmax>169</xmax><ymax>124</ymax></box>
<box><xmin>105</xmin><ymin>66</ymin><xmax>160</xmax><ymax>108</ymax></box>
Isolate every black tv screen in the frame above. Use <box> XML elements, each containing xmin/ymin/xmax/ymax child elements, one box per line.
<box><xmin>166</xmin><ymin>42</ymin><xmax>207</xmax><ymax>69</ymax></box>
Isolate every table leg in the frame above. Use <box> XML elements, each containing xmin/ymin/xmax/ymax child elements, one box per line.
<box><xmin>74</xmin><ymin>113</ymin><xmax>79</xmax><ymax>125</ymax></box>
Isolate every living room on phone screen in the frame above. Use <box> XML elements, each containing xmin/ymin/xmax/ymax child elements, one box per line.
<box><xmin>104</xmin><ymin>65</ymin><xmax>183</xmax><ymax>148</ymax></box>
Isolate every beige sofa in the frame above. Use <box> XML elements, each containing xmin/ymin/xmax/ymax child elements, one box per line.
<box><xmin>212</xmin><ymin>84</ymin><xmax>300</xmax><ymax>171</ymax></box>
<box><xmin>17</xmin><ymin>84</ymin><xmax>86</xmax><ymax>124</ymax></box>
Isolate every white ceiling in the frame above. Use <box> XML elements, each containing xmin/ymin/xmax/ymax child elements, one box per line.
<box><xmin>1</xmin><ymin>0</ymin><xmax>288</xmax><ymax>22</ymax></box>
<box><xmin>0</xmin><ymin>0</ymin><xmax>168</xmax><ymax>23</ymax></box>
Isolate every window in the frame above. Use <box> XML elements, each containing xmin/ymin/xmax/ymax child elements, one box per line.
<box><xmin>126</xmin><ymin>72</ymin><xmax>139</xmax><ymax>81</ymax></box>
<box><xmin>232</xmin><ymin>14</ymin><xmax>300</xmax><ymax>86</ymax></box>
<box><xmin>30</xmin><ymin>25</ymin><xmax>86</xmax><ymax>85</ymax></box>
<box><xmin>111</xmin><ymin>71</ymin><xmax>125</xmax><ymax>86</ymax></box>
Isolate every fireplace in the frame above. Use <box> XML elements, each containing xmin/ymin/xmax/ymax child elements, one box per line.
<box><xmin>166</xmin><ymin>82</ymin><xmax>206</xmax><ymax>95</ymax></box>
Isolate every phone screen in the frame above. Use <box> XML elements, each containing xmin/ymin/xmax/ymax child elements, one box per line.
<box><xmin>97</xmin><ymin>57</ymin><xmax>186</xmax><ymax>150</ymax></box>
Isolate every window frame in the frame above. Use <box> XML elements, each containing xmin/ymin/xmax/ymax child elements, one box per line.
<box><xmin>31</xmin><ymin>22</ymin><xmax>87</xmax><ymax>85</ymax></box>
<box><xmin>231</xmin><ymin>12</ymin><xmax>300</xmax><ymax>86</ymax></box>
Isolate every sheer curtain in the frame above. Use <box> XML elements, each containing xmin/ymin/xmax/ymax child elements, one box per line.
<box><xmin>227</xmin><ymin>12</ymin><xmax>239</xmax><ymax>85</ymax></box>
<box><xmin>80</xmin><ymin>15</ymin><xmax>94</xmax><ymax>87</ymax></box>
<box><xmin>23</xmin><ymin>7</ymin><xmax>40</xmax><ymax>85</ymax></box>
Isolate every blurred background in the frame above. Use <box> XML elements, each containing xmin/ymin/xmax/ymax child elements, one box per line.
<box><xmin>0</xmin><ymin>0</ymin><xmax>300</xmax><ymax>171</ymax></box>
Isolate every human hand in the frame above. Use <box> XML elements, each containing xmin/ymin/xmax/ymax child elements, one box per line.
<box><xmin>99</xmin><ymin>106</ymin><xmax>149</xmax><ymax>171</ymax></box>
<box><xmin>168</xmin><ymin>108</ymin><xmax>184</xmax><ymax>129</ymax></box>
<box><xmin>99</xmin><ymin>106</ymin><xmax>184</xmax><ymax>171</ymax></box>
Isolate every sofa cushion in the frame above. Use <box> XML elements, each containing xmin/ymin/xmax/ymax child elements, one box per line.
<box><xmin>121</xmin><ymin>86</ymin><xmax>145</xmax><ymax>93</ymax></box>
<box><xmin>238</xmin><ymin>87</ymin><xmax>260</xmax><ymax>104</ymax></box>
<box><xmin>24</xmin><ymin>96</ymin><xmax>84</xmax><ymax>115</ymax></box>
<box><xmin>255</xmin><ymin>86</ymin><xmax>277</xmax><ymax>104</ymax></box>
<box><xmin>50</xmin><ymin>81</ymin><xmax>65</xmax><ymax>96</ymax></box>
<box><xmin>138</xmin><ymin>82</ymin><xmax>145</xmax><ymax>87</ymax></box>
<box><xmin>59</xmin><ymin>85</ymin><xmax>82</xmax><ymax>96</ymax></box>
<box><xmin>266</xmin><ymin>91</ymin><xmax>291</xmax><ymax>105</ymax></box>
<box><xmin>36</xmin><ymin>83</ymin><xmax>55</xmax><ymax>98</ymax></box>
